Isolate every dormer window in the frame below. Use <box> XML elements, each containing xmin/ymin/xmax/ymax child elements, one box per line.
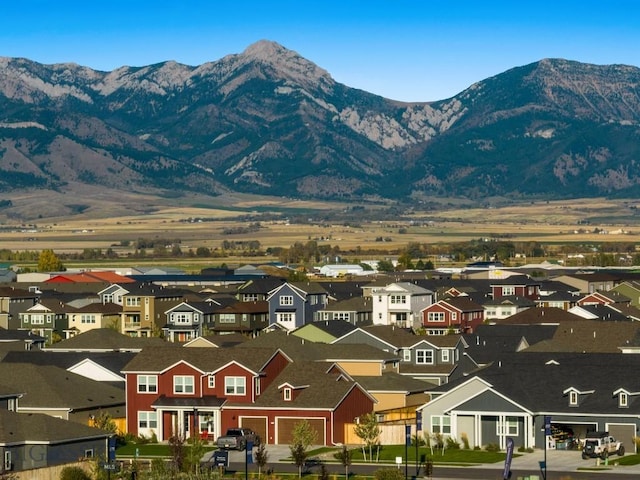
<box><xmin>569</xmin><ymin>391</ymin><xmax>578</xmax><ymax>406</ymax></box>
<box><xmin>619</xmin><ymin>392</ymin><xmax>629</xmax><ymax>408</ymax></box>
<box><xmin>283</xmin><ymin>387</ymin><xmax>292</xmax><ymax>401</ymax></box>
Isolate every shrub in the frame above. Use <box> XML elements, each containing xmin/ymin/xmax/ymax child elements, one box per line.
<box><xmin>445</xmin><ymin>437</ymin><xmax>460</xmax><ymax>449</ymax></box>
<box><xmin>59</xmin><ymin>466</ymin><xmax>91</xmax><ymax>480</ymax></box>
<box><xmin>374</xmin><ymin>468</ymin><xmax>405</xmax><ymax>480</ymax></box>
<box><xmin>485</xmin><ymin>443</ymin><xmax>501</xmax><ymax>453</ymax></box>
<box><xmin>460</xmin><ymin>432</ymin><xmax>470</xmax><ymax>450</ymax></box>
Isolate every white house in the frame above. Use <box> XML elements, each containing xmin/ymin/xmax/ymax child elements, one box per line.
<box><xmin>371</xmin><ymin>282</ymin><xmax>434</xmax><ymax>328</ymax></box>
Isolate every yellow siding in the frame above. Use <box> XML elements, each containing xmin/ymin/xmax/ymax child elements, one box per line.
<box><xmin>336</xmin><ymin>362</ymin><xmax>381</xmax><ymax>376</ymax></box>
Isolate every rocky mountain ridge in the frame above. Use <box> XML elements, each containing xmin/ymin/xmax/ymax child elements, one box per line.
<box><xmin>1</xmin><ymin>40</ymin><xmax>640</xmax><ymax>218</ymax></box>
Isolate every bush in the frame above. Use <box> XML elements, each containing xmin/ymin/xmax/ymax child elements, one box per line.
<box><xmin>485</xmin><ymin>443</ymin><xmax>501</xmax><ymax>453</ymax></box>
<box><xmin>460</xmin><ymin>432</ymin><xmax>470</xmax><ymax>450</ymax></box>
<box><xmin>374</xmin><ymin>468</ymin><xmax>405</xmax><ymax>480</ymax></box>
<box><xmin>59</xmin><ymin>466</ymin><xmax>91</xmax><ymax>480</ymax></box>
<box><xmin>446</xmin><ymin>436</ymin><xmax>460</xmax><ymax>449</ymax></box>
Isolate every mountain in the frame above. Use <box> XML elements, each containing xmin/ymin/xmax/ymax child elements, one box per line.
<box><xmin>1</xmin><ymin>40</ymin><xmax>640</xmax><ymax>217</ymax></box>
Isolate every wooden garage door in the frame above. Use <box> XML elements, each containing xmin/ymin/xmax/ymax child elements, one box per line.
<box><xmin>277</xmin><ymin>418</ymin><xmax>325</xmax><ymax>445</ymax></box>
<box><xmin>240</xmin><ymin>417</ymin><xmax>268</xmax><ymax>445</ymax></box>
<box><xmin>608</xmin><ymin>424</ymin><xmax>636</xmax><ymax>452</ymax></box>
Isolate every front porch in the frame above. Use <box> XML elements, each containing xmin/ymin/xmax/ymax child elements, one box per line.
<box><xmin>151</xmin><ymin>395</ymin><xmax>225</xmax><ymax>441</ymax></box>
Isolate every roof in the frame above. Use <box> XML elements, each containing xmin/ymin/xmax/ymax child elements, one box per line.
<box><xmin>45</xmin><ymin>328</ymin><xmax>168</xmax><ymax>351</ymax></box>
<box><xmin>0</xmin><ymin>410</ymin><xmax>111</xmax><ymax>444</ymax></box>
<box><xmin>293</xmin><ymin>319</ymin><xmax>358</xmax><ymax>338</ymax></box>
<box><xmin>2</xmin><ymin>350</ymin><xmax>136</xmax><ymax>378</ymax></box>
<box><xmin>0</xmin><ymin>363</ymin><xmax>124</xmax><ymax>410</ymax></box>
<box><xmin>352</xmin><ymin>372</ymin><xmax>431</xmax><ymax>393</ymax></box>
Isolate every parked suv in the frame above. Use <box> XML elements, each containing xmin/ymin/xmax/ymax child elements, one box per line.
<box><xmin>581</xmin><ymin>432</ymin><xmax>625</xmax><ymax>460</ymax></box>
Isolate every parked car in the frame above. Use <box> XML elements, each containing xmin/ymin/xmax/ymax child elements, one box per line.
<box><xmin>581</xmin><ymin>432</ymin><xmax>625</xmax><ymax>460</ymax></box>
<box><xmin>216</xmin><ymin>428</ymin><xmax>261</xmax><ymax>450</ymax></box>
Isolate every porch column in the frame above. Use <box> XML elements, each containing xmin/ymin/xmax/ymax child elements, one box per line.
<box><xmin>156</xmin><ymin>408</ymin><xmax>163</xmax><ymax>442</ymax></box>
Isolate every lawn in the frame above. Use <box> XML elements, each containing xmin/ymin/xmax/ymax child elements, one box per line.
<box><xmin>325</xmin><ymin>445</ymin><xmax>507</xmax><ymax>465</ymax></box>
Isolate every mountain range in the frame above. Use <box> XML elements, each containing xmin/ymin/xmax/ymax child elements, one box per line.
<box><xmin>1</xmin><ymin>39</ymin><xmax>640</xmax><ymax>218</ymax></box>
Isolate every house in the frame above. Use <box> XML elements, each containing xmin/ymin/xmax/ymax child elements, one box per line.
<box><xmin>121</xmin><ymin>346</ymin><xmax>290</xmax><ymax>441</ymax></box>
<box><xmin>418</xmin><ymin>352</ymin><xmax>640</xmax><ymax>451</ymax></box>
<box><xmin>490</xmin><ymin>275</ymin><xmax>540</xmax><ymax>300</ymax></box>
<box><xmin>162</xmin><ymin>301</ymin><xmax>219</xmax><ymax>342</ymax></box>
<box><xmin>266</xmin><ymin>282</ymin><xmax>329</xmax><ymax>330</ymax></box>
<box><xmin>0</xmin><ymin>409</ymin><xmax>112</xmax><ymax>473</ymax></box>
<box><xmin>207</xmin><ymin>300</ymin><xmax>269</xmax><ymax>336</ymax></box>
<box><xmin>554</xmin><ymin>273</ymin><xmax>620</xmax><ymax>294</ymax></box>
<box><xmin>18</xmin><ymin>299</ymin><xmax>70</xmax><ymax>344</ymax></box>
<box><xmin>534</xmin><ymin>291</ymin><xmax>579</xmax><ymax>310</ymax></box>
<box><xmin>235</xmin><ymin>278</ymin><xmax>286</xmax><ymax>302</ymax></box>
<box><xmin>44</xmin><ymin>327</ymin><xmax>168</xmax><ymax>352</ymax></box>
<box><xmin>371</xmin><ymin>282</ymin><xmax>434</xmax><ymax>328</ymax></box>
<box><xmin>221</xmin><ymin>361</ymin><xmax>375</xmax><ymax>445</ymax></box>
<box><xmin>66</xmin><ymin>302</ymin><xmax>122</xmax><ymax>337</ymax></box>
<box><xmin>483</xmin><ymin>296</ymin><xmax>535</xmax><ymax>320</ymax></box>
<box><xmin>577</xmin><ymin>290</ymin><xmax>631</xmax><ymax>306</ymax></box>
<box><xmin>318</xmin><ymin>264</ymin><xmax>366</xmax><ymax>278</ymax></box>
<box><xmin>120</xmin><ymin>284</ymin><xmax>188</xmax><ymax>337</ymax></box>
<box><xmin>420</xmin><ymin>297</ymin><xmax>484</xmax><ymax>335</ymax></box>
<box><xmin>0</xmin><ymin>286</ymin><xmax>39</xmax><ymax>330</ymax></box>
<box><xmin>0</xmin><ymin>363</ymin><xmax>125</xmax><ymax>427</ymax></box>
<box><xmin>318</xmin><ymin>296</ymin><xmax>373</xmax><ymax>325</ymax></box>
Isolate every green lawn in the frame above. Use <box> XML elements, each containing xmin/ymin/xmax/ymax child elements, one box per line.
<box><xmin>315</xmin><ymin>445</ymin><xmax>507</xmax><ymax>465</ymax></box>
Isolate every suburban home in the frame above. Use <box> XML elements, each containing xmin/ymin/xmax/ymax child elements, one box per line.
<box><xmin>611</xmin><ymin>280</ymin><xmax>640</xmax><ymax>307</ymax></box>
<box><xmin>206</xmin><ymin>300</ymin><xmax>269</xmax><ymax>336</ymax></box>
<box><xmin>66</xmin><ymin>302</ymin><xmax>122</xmax><ymax>337</ymax></box>
<box><xmin>490</xmin><ymin>276</ymin><xmax>540</xmax><ymax>300</ymax></box>
<box><xmin>18</xmin><ymin>299</ymin><xmax>70</xmax><ymax>344</ymax></box>
<box><xmin>420</xmin><ymin>297</ymin><xmax>484</xmax><ymax>335</ymax></box>
<box><xmin>0</xmin><ymin>286</ymin><xmax>39</xmax><ymax>330</ymax></box>
<box><xmin>577</xmin><ymin>290</ymin><xmax>631</xmax><ymax>306</ymax></box>
<box><xmin>482</xmin><ymin>296</ymin><xmax>535</xmax><ymax>320</ymax></box>
<box><xmin>121</xmin><ymin>346</ymin><xmax>291</xmax><ymax>441</ymax></box>
<box><xmin>0</xmin><ymin>409</ymin><xmax>112</xmax><ymax>473</ymax></box>
<box><xmin>221</xmin><ymin>361</ymin><xmax>376</xmax><ymax>445</ymax></box>
<box><xmin>554</xmin><ymin>273</ymin><xmax>620</xmax><ymax>294</ymax></box>
<box><xmin>98</xmin><ymin>283</ymin><xmax>132</xmax><ymax>305</ymax></box>
<box><xmin>418</xmin><ymin>352</ymin><xmax>640</xmax><ymax>452</ymax></box>
<box><xmin>0</xmin><ymin>363</ymin><xmax>125</xmax><ymax>427</ymax></box>
<box><xmin>266</xmin><ymin>282</ymin><xmax>329</xmax><ymax>330</ymax></box>
<box><xmin>120</xmin><ymin>284</ymin><xmax>189</xmax><ymax>337</ymax></box>
<box><xmin>371</xmin><ymin>282</ymin><xmax>434</xmax><ymax>328</ymax></box>
<box><xmin>534</xmin><ymin>291</ymin><xmax>579</xmax><ymax>310</ymax></box>
<box><xmin>162</xmin><ymin>301</ymin><xmax>221</xmax><ymax>342</ymax></box>
<box><xmin>235</xmin><ymin>277</ymin><xmax>286</xmax><ymax>302</ymax></box>
<box><xmin>318</xmin><ymin>296</ymin><xmax>373</xmax><ymax>325</ymax></box>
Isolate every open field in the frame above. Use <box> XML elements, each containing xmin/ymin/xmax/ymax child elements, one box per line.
<box><xmin>2</xmin><ymin>195</ymin><xmax>640</xmax><ymax>261</ymax></box>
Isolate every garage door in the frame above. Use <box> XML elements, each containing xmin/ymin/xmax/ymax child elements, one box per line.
<box><xmin>608</xmin><ymin>424</ymin><xmax>636</xmax><ymax>453</ymax></box>
<box><xmin>276</xmin><ymin>418</ymin><xmax>325</xmax><ymax>445</ymax></box>
<box><xmin>240</xmin><ymin>417</ymin><xmax>268</xmax><ymax>445</ymax></box>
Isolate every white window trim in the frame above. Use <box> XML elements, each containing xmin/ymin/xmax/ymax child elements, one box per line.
<box><xmin>225</xmin><ymin>376</ymin><xmax>246</xmax><ymax>396</ymax></box>
<box><xmin>137</xmin><ymin>375</ymin><xmax>158</xmax><ymax>393</ymax></box>
<box><xmin>416</xmin><ymin>349</ymin><xmax>434</xmax><ymax>365</ymax></box>
<box><xmin>173</xmin><ymin>375</ymin><xmax>195</xmax><ymax>395</ymax></box>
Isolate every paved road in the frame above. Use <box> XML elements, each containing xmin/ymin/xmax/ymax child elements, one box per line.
<box><xmin>204</xmin><ymin>446</ymin><xmax>640</xmax><ymax>479</ymax></box>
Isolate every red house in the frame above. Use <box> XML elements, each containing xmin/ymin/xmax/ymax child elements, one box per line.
<box><xmin>221</xmin><ymin>361</ymin><xmax>375</xmax><ymax>445</ymax></box>
<box><xmin>421</xmin><ymin>297</ymin><xmax>484</xmax><ymax>334</ymax></box>
<box><xmin>490</xmin><ymin>276</ymin><xmax>540</xmax><ymax>300</ymax></box>
<box><xmin>122</xmin><ymin>346</ymin><xmax>290</xmax><ymax>441</ymax></box>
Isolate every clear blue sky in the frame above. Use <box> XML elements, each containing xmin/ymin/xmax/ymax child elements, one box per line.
<box><xmin>3</xmin><ymin>0</ymin><xmax>639</xmax><ymax>102</ymax></box>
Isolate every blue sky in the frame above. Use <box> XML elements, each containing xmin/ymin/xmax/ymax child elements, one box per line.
<box><xmin>3</xmin><ymin>1</ymin><xmax>639</xmax><ymax>102</ymax></box>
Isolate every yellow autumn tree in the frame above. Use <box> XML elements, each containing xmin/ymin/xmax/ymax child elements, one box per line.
<box><xmin>37</xmin><ymin>249</ymin><xmax>65</xmax><ymax>272</ymax></box>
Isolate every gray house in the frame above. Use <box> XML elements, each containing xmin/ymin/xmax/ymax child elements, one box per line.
<box><xmin>418</xmin><ymin>352</ymin><xmax>640</xmax><ymax>451</ymax></box>
<box><xmin>267</xmin><ymin>282</ymin><xmax>329</xmax><ymax>330</ymax></box>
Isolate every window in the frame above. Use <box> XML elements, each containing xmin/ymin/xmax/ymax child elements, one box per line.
<box><xmin>137</xmin><ymin>375</ymin><xmax>158</xmax><ymax>393</ymax></box>
<box><xmin>138</xmin><ymin>411</ymin><xmax>158</xmax><ymax>429</ymax></box>
<box><xmin>255</xmin><ymin>377</ymin><xmax>261</xmax><ymax>396</ymax></box>
<box><xmin>569</xmin><ymin>391</ymin><xmax>578</xmax><ymax>406</ymax></box>
<box><xmin>30</xmin><ymin>314</ymin><xmax>45</xmax><ymax>325</ymax></box>
<box><xmin>4</xmin><ymin>451</ymin><xmax>11</xmax><ymax>471</ymax></box>
<box><xmin>451</xmin><ymin>312</ymin><xmax>457</xmax><ymax>321</ymax></box>
<box><xmin>331</xmin><ymin>312</ymin><xmax>350</xmax><ymax>321</ymax></box>
<box><xmin>225</xmin><ymin>376</ymin><xmax>246</xmax><ymax>395</ymax></box>
<box><xmin>173</xmin><ymin>313</ymin><xmax>190</xmax><ymax>324</ymax></box>
<box><xmin>390</xmin><ymin>295</ymin><xmax>406</xmax><ymax>304</ymax></box>
<box><xmin>84</xmin><ymin>449</ymin><xmax>94</xmax><ymax>458</ymax></box>
<box><xmin>416</xmin><ymin>349</ymin><xmax>434</xmax><ymax>365</ymax></box>
<box><xmin>497</xmin><ymin>417</ymin><xmax>519</xmax><ymax>436</ymax></box>
<box><xmin>81</xmin><ymin>314</ymin><xmax>96</xmax><ymax>324</ymax></box>
<box><xmin>402</xmin><ymin>349</ymin><xmax>411</xmax><ymax>362</ymax></box>
<box><xmin>620</xmin><ymin>392</ymin><xmax>628</xmax><ymax>407</ymax></box>
<box><xmin>283</xmin><ymin>387</ymin><xmax>292</xmax><ymax>401</ymax></box>
<box><xmin>208</xmin><ymin>375</ymin><xmax>215</xmax><ymax>389</ymax></box>
<box><xmin>280</xmin><ymin>295</ymin><xmax>293</xmax><ymax>306</ymax></box>
<box><xmin>431</xmin><ymin>416</ymin><xmax>451</xmax><ymax>435</ymax></box>
<box><xmin>428</xmin><ymin>312</ymin><xmax>445</xmax><ymax>322</ymax></box>
<box><xmin>502</xmin><ymin>287</ymin><xmax>515</xmax><ymax>296</ymax></box>
<box><xmin>174</xmin><ymin>375</ymin><xmax>194</xmax><ymax>394</ymax></box>
<box><xmin>219</xmin><ymin>314</ymin><xmax>236</xmax><ymax>323</ymax></box>
<box><xmin>277</xmin><ymin>312</ymin><xmax>294</xmax><ymax>325</ymax></box>
<box><xmin>243</xmin><ymin>293</ymin><xmax>259</xmax><ymax>302</ymax></box>
<box><xmin>7</xmin><ymin>398</ymin><xmax>15</xmax><ymax>412</ymax></box>
<box><xmin>441</xmin><ymin>350</ymin><xmax>450</xmax><ymax>362</ymax></box>
<box><xmin>126</xmin><ymin>297</ymin><xmax>141</xmax><ymax>306</ymax></box>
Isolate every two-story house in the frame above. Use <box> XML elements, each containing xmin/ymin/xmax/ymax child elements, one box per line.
<box><xmin>490</xmin><ymin>276</ymin><xmax>541</xmax><ymax>300</ymax></box>
<box><xmin>371</xmin><ymin>282</ymin><xmax>434</xmax><ymax>328</ymax></box>
<box><xmin>266</xmin><ymin>282</ymin><xmax>329</xmax><ymax>330</ymax></box>
<box><xmin>0</xmin><ymin>287</ymin><xmax>39</xmax><ymax>330</ymax></box>
<box><xmin>18</xmin><ymin>299</ymin><xmax>69</xmax><ymax>344</ymax></box>
<box><xmin>121</xmin><ymin>346</ymin><xmax>291</xmax><ymax>441</ymax></box>
<box><xmin>483</xmin><ymin>296</ymin><xmax>535</xmax><ymax>321</ymax></box>
<box><xmin>162</xmin><ymin>301</ymin><xmax>221</xmax><ymax>343</ymax></box>
<box><xmin>66</xmin><ymin>302</ymin><xmax>122</xmax><ymax>337</ymax></box>
<box><xmin>121</xmin><ymin>284</ymin><xmax>188</xmax><ymax>337</ymax></box>
<box><xmin>421</xmin><ymin>297</ymin><xmax>484</xmax><ymax>335</ymax></box>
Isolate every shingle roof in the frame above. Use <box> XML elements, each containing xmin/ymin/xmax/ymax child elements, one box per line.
<box><xmin>2</xmin><ymin>350</ymin><xmax>136</xmax><ymax>378</ymax></box>
<box><xmin>0</xmin><ymin>363</ymin><xmax>124</xmax><ymax>410</ymax></box>
<box><xmin>0</xmin><ymin>410</ymin><xmax>110</xmax><ymax>444</ymax></box>
<box><xmin>45</xmin><ymin>328</ymin><xmax>168</xmax><ymax>351</ymax></box>
<box><xmin>352</xmin><ymin>372</ymin><xmax>431</xmax><ymax>393</ymax></box>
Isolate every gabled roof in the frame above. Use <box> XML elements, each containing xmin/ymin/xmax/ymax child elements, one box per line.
<box><xmin>45</xmin><ymin>328</ymin><xmax>168</xmax><ymax>352</ymax></box>
<box><xmin>293</xmin><ymin>319</ymin><xmax>358</xmax><ymax>338</ymax></box>
<box><xmin>499</xmin><ymin>307</ymin><xmax>583</xmax><ymax>324</ymax></box>
<box><xmin>0</xmin><ymin>286</ymin><xmax>38</xmax><ymax>299</ymax></box>
<box><xmin>0</xmin><ymin>409</ymin><xmax>111</xmax><ymax>444</ymax></box>
<box><xmin>71</xmin><ymin>302</ymin><xmax>122</xmax><ymax>314</ymax></box>
<box><xmin>323</xmin><ymin>296</ymin><xmax>372</xmax><ymax>313</ymax></box>
<box><xmin>569</xmin><ymin>304</ymin><xmax>631</xmax><ymax>322</ymax></box>
<box><xmin>0</xmin><ymin>363</ymin><xmax>124</xmax><ymax>410</ymax></box>
<box><xmin>483</xmin><ymin>296</ymin><xmax>536</xmax><ymax>307</ymax></box>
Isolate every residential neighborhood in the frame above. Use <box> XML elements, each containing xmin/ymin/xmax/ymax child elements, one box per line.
<box><xmin>4</xmin><ymin>262</ymin><xmax>640</xmax><ymax>474</ymax></box>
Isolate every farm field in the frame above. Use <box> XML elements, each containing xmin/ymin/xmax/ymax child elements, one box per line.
<box><xmin>2</xmin><ymin>195</ymin><xmax>640</xmax><ymax>260</ymax></box>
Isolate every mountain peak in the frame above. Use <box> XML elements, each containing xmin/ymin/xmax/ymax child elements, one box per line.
<box><xmin>242</xmin><ymin>39</ymin><xmax>288</xmax><ymax>60</ymax></box>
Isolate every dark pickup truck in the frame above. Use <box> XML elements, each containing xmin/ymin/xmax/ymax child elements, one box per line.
<box><xmin>216</xmin><ymin>428</ymin><xmax>261</xmax><ymax>450</ymax></box>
